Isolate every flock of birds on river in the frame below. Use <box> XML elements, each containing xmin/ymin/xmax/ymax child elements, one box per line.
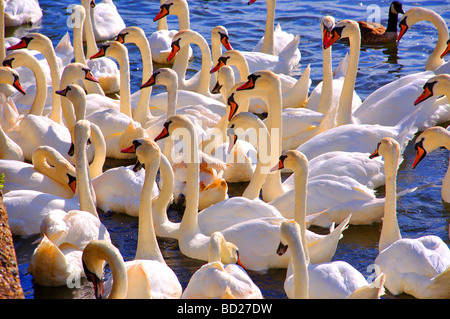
<box><xmin>0</xmin><ymin>0</ymin><xmax>449</xmax><ymax>299</ymax></box>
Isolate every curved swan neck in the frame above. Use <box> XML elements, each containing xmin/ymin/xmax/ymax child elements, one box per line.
<box><xmin>421</xmin><ymin>10</ymin><xmax>449</xmax><ymax>71</ymax></box>
<box><xmin>336</xmin><ymin>24</ymin><xmax>360</xmax><ymax>127</ymax></box>
<box><xmin>208</xmin><ymin>232</ymin><xmax>223</xmax><ymax>263</ymax></box>
<box><xmin>378</xmin><ymin>147</ymin><xmax>402</xmax><ymax>252</ymax></box>
<box><xmin>107</xmin><ymin>44</ymin><xmax>132</xmax><ymax>118</ymax></box>
<box><xmin>186</xmin><ymin>32</ymin><xmax>212</xmax><ymax>96</ymax></box>
<box><xmin>135</xmin><ymin>154</ymin><xmax>164</xmax><ymax>263</ymax></box>
<box><xmin>169</xmin><ymin>4</ymin><xmax>191</xmax><ymax>83</ymax></box>
<box><xmin>10</xmin><ymin>52</ymin><xmax>47</xmax><ymax>116</ymax></box>
<box><xmin>89</xmin><ymin>124</ymin><xmax>106</xmax><ymax>179</ymax></box>
<box><xmin>32</xmin><ymin>146</ymin><xmax>75</xmax><ymax>186</ymax></box>
<box><xmin>152</xmin><ymin>153</ymin><xmax>174</xmax><ymax>226</ymax></box>
<box><xmin>261</xmin><ymin>0</ymin><xmax>276</xmax><ymax>55</ymax></box>
<box><xmin>180</xmin><ymin>123</ymin><xmax>201</xmax><ymax>235</ymax></box>
<box><xmin>30</xmin><ymin>35</ymin><xmax>63</xmax><ymax>124</ymax></box>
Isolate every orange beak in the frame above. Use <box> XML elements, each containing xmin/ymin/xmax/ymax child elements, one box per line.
<box><xmin>227</xmin><ymin>94</ymin><xmax>239</xmax><ymax>121</ymax></box>
<box><xmin>369</xmin><ymin>149</ymin><xmax>379</xmax><ymax>159</ymax></box>
<box><xmin>84</xmin><ymin>70</ymin><xmax>99</xmax><ymax>83</ymax></box>
<box><xmin>221</xmin><ymin>36</ymin><xmax>233</xmax><ymax>51</ymax></box>
<box><xmin>7</xmin><ymin>39</ymin><xmax>29</xmax><ymax>51</ymax></box>
<box><xmin>12</xmin><ymin>75</ymin><xmax>26</xmax><ymax>95</ymax></box>
<box><xmin>116</xmin><ymin>33</ymin><xmax>126</xmax><ymax>44</ymax></box>
<box><xmin>248</xmin><ymin>0</ymin><xmax>257</xmax><ymax>4</ymax></box>
<box><xmin>323</xmin><ymin>29</ymin><xmax>341</xmax><ymax>50</ymax></box>
<box><xmin>154</xmin><ymin>126</ymin><xmax>170</xmax><ymax>142</ymax></box>
<box><xmin>67</xmin><ymin>174</ymin><xmax>77</xmax><ymax>193</ymax></box>
<box><xmin>167</xmin><ymin>43</ymin><xmax>180</xmax><ymax>62</ymax></box>
<box><xmin>140</xmin><ymin>74</ymin><xmax>156</xmax><ymax>89</ymax></box>
<box><xmin>55</xmin><ymin>87</ymin><xmax>70</xmax><ymax>97</ymax></box>
<box><xmin>397</xmin><ymin>19</ymin><xmax>408</xmax><ymax>41</ymax></box>
<box><xmin>121</xmin><ymin>144</ymin><xmax>136</xmax><ymax>153</ymax></box>
<box><xmin>90</xmin><ymin>46</ymin><xmax>106</xmax><ymax>60</ymax></box>
<box><xmin>441</xmin><ymin>40</ymin><xmax>450</xmax><ymax>59</ymax></box>
<box><xmin>210</xmin><ymin>60</ymin><xmax>224</xmax><ymax>74</ymax></box>
<box><xmin>270</xmin><ymin>159</ymin><xmax>284</xmax><ymax>172</ymax></box>
<box><xmin>412</xmin><ymin>141</ymin><xmax>427</xmax><ymax>169</ymax></box>
<box><xmin>154</xmin><ymin>6</ymin><xmax>169</xmax><ymax>22</ymax></box>
<box><xmin>237</xmin><ymin>77</ymin><xmax>257</xmax><ymax>91</ymax></box>
<box><xmin>322</xmin><ymin>28</ymin><xmax>331</xmax><ymax>47</ymax></box>
<box><xmin>414</xmin><ymin>86</ymin><xmax>433</xmax><ymax>106</ymax></box>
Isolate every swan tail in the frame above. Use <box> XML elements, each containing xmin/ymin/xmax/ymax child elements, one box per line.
<box><xmin>282</xmin><ymin>64</ymin><xmax>311</xmax><ymax>109</ymax></box>
<box><xmin>333</xmin><ymin>52</ymin><xmax>349</xmax><ymax>79</ymax></box>
<box><xmin>348</xmin><ymin>273</ymin><xmax>386</xmax><ymax>299</ymax></box>
<box><xmin>394</xmin><ymin>104</ymin><xmax>422</xmax><ymax>153</ymax></box>
<box><xmin>277</xmin><ymin>35</ymin><xmax>301</xmax><ymax>72</ymax></box>
<box><xmin>55</xmin><ymin>32</ymin><xmax>74</xmax><ymax>67</ymax></box>
<box><xmin>427</xmin><ymin>266</ymin><xmax>450</xmax><ymax>298</ymax></box>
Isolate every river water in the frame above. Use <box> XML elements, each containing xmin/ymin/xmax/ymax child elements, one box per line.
<box><xmin>8</xmin><ymin>0</ymin><xmax>450</xmax><ymax>299</ymax></box>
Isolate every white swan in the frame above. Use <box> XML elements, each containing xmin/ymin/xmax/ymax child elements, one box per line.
<box><xmin>88</xmin><ymin>0</ymin><xmax>126</xmax><ymax>42</ymax></box>
<box><xmin>398</xmin><ymin>7</ymin><xmax>449</xmax><ymax>73</ymax></box>
<box><xmin>150</xmin><ymin>0</ymin><xmax>193</xmax><ymax>65</ymax></box>
<box><xmin>88</xmin><ymin>41</ymin><xmax>146</xmax><ymax>159</ymax></box>
<box><xmin>153</xmin><ymin>115</ymin><xmax>349</xmax><ymax>271</ymax></box>
<box><xmin>3</xmin><ymin>0</ymin><xmax>42</xmax><ymax>27</ymax></box>
<box><xmin>0</xmin><ymin>145</ymin><xmax>76</xmax><ymax>198</ymax></box>
<box><xmin>248</xmin><ymin>0</ymin><xmax>300</xmax><ymax>61</ymax></box>
<box><xmin>370</xmin><ymin>137</ymin><xmax>450</xmax><ymax>299</ymax></box>
<box><xmin>182</xmin><ymin>231</ymin><xmax>263</xmax><ymax>299</ymax></box>
<box><xmin>277</xmin><ymin>219</ymin><xmax>386</xmax><ymax>299</ymax></box>
<box><xmin>210</xmin><ymin>49</ymin><xmax>311</xmax><ymax>112</ymax></box>
<box><xmin>108</xmin><ymin>137</ymin><xmax>182</xmax><ymax>299</ymax></box>
<box><xmin>74</xmin><ymin>2</ymin><xmax>119</xmax><ymax>95</ymax></box>
<box><xmin>3</xmin><ymin>119</ymin><xmax>99</xmax><ymax>236</ymax></box>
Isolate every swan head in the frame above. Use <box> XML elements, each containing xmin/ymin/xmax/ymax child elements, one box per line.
<box><xmin>61</xmin><ymin>63</ymin><xmax>100</xmax><ymax>85</ymax></box>
<box><xmin>0</xmin><ymin>67</ymin><xmax>26</xmax><ymax>95</ymax></box>
<box><xmin>80</xmin><ymin>0</ymin><xmax>96</xmax><ymax>9</ymax></box>
<box><xmin>153</xmin><ymin>0</ymin><xmax>176</xmax><ymax>22</ymax></box>
<box><xmin>414</xmin><ymin>74</ymin><xmax>450</xmax><ymax>106</ymax></box>
<box><xmin>270</xmin><ymin>150</ymin><xmax>308</xmax><ymax>175</ymax></box>
<box><xmin>277</xmin><ymin>220</ymin><xmax>301</xmax><ymax>256</ymax></box>
<box><xmin>321</xmin><ymin>16</ymin><xmax>335</xmax><ymax>47</ymax></box>
<box><xmin>140</xmin><ymin>68</ymin><xmax>177</xmax><ymax>90</ymax></box>
<box><xmin>212</xmin><ymin>65</ymin><xmax>234</xmax><ymax>96</ymax></box>
<box><xmin>121</xmin><ymin>137</ymin><xmax>161</xmax><ymax>168</ymax></box>
<box><xmin>83</xmin><ymin>240</ymin><xmax>128</xmax><ymax>299</ymax></box>
<box><xmin>167</xmin><ymin>29</ymin><xmax>200</xmax><ymax>62</ymax></box>
<box><xmin>323</xmin><ymin>19</ymin><xmax>359</xmax><ymax>50</ymax></box>
<box><xmin>209</xmin><ymin>232</ymin><xmax>245</xmax><ymax>269</ymax></box>
<box><xmin>412</xmin><ymin>126</ymin><xmax>450</xmax><ymax>169</ymax></box>
<box><xmin>153</xmin><ymin>114</ymin><xmax>194</xmax><ymax>142</ymax></box>
<box><xmin>90</xmin><ymin>41</ymin><xmax>126</xmax><ymax>61</ymax></box>
<box><xmin>397</xmin><ymin>7</ymin><xmax>434</xmax><ymax>42</ymax></box>
<box><xmin>212</xmin><ymin>25</ymin><xmax>233</xmax><ymax>51</ymax></box>
<box><xmin>369</xmin><ymin>137</ymin><xmax>401</xmax><ymax>164</ymax></box>
<box><xmin>441</xmin><ymin>39</ymin><xmax>450</xmax><ymax>59</ymax></box>
<box><xmin>7</xmin><ymin>33</ymin><xmax>52</xmax><ymax>52</ymax></box>
<box><xmin>115</xmin><ymin>26</ymin><xmax>146</xmax><ymax>45</ymax></box>
<box><xmin>211</xmin><ymin>50</ymin><xmax>245</xmax><ymax>74</ymax></box>
<box><xmin>227</xmin><ymin>112</ymin><xmax>263</xmax><ymax>153</ymax></box>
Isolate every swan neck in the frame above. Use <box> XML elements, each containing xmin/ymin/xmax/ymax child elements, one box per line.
<box><xmin>0</xmin><ymin>1</ymin><xmax>5</xmax><ymax>62</ymax></box>
<box><xmin>75</xmin><ymin>134</ymin><xmax>98</xmax><ymax>218</ymax></box>
<box><xmin>134</xmin><ymin>36</ymin><xmax>154</xmax><ymax>122</ymax></box>
<box><xmin>170</xmin><ymin>8</ymin><xmax>191</xmax><ymax>83</ymax></box>
<box><xmin>261</xmin><ymin>0</ymin><xmax>275</xmax><ymax>55</ymax></box>
<box><xmin>194</xmin><ymin>34</ymin><xmax>213</xmax><ymax>96</ymax></box>
<box><xmin>180</xmin><ymin>126</ymin><xmax>201</xmax><ymax>235</ymax></box>
<box><xmin>316</xmin><ymin>45</ymin><xmax>333</xmax><ymax>114</ymax></box>
<box><xmin>116</xmin><ymin>53</ymin><xmax>133</xmax><ymax>118</ymax></box>
<box><xmin>20</xmin><ymin>56</ymin><xmax>47</xmax><ymax>116</ymax></box>
<box><xmin>135</xmin><ymin>157</ymin><xmax>164</xmax><ymax>262</ymax></box>
<box><xmin>379</xmin><ymin>152</ymin><xmax>402</xmax><ymax>252</ymax></box>
<box><xmin>152</xmin><ymin>153</ymin><xmax>174</xmax><ymax>225</ymax></box>
<box><xmin>336</xmin><ymin>30</ymin><xmax>359</xmax><ymax>126</ymax></box>
<box><xmin>293</xmin><ymin>167</ymin><xmax>309</xmax><ymax>261</ymax></box>
<box><xmin>89</xmin><ymin>125</ymin><xmax>106</xmax><ymax>179</ymax></box>
<box><xmin>422</xmin><ymin>11</ymin><xmax>449</xmax><ymax>71</ymax></box>
<box><xmin>208</xmin><ymin>234</ymin><xmax>222</xmax><ymax>263</ymax></box>
<box><xmin>157</xmin><ymin>0</ymin><xmax>169</xmax><ymax>30</ymax></box>
<box><xmin>83</xmin><ymin>6</ymin><xmax>98</xmax><ymax>57</ymax></box>
<box><xmin>290</xmin><ymin>227</ymin><xmax>309</xmax><ymax>299</ymax></box>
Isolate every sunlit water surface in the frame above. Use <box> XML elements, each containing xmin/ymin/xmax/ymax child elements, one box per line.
<box><xmin>9</xmin><ymin>0</ymin><xmax>450</xmax><ymax>299</ymax></box>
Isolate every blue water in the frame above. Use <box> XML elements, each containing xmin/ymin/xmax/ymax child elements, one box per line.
<box><xmin>9</xmin><ymin>0</ymin><xmax>450</xmax><ymax>299</ymax></box>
